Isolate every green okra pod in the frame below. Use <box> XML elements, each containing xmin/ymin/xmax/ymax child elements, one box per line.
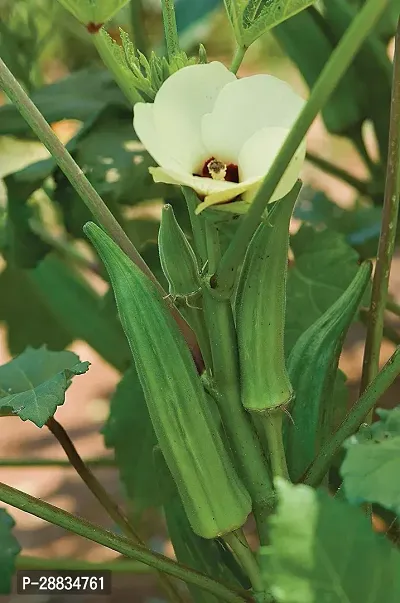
<box><xmin>84</xmin><ymin>222</ymin><xmax>251</xmax><ymax>539</ymax></box>
<box><xmin>235</xmin><ymin>184</ymin><xmax>301</xmax><ymax>413</ymax></box>
<box><xmin>286</xmin><ymin>262</ymin><xmax>372</xmax><ymax>481</ymax></box>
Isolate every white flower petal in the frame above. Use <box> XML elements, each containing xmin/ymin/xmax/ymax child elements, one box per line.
<box><xmin>202</xmin><ymin>75</ymin><xmax>305</xmax><ymax>164</ymax></box>
<box><xmin>239</xmin><ymin>126</ymin><xmax>306</xmax><ymax>203</ymax></box>
<box><xmin>153</xmin><ymin>62</ymin><xmax>236</xmax><ymax>173</ymax></box>
<box><xmin>149</xmin><ymin>166</ymin><xmax>241</xmax><ymax>199</ymax></box>
<box><xmin>133</xmin><ymin>103</ymin><xmax>183</xmax><ymax>172</ymax></box>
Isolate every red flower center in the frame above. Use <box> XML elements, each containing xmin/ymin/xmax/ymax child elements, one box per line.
<box><xmin>199</xmin><ymin>157</ymin><xmax>239</xmax><ymax>183</ymax></box>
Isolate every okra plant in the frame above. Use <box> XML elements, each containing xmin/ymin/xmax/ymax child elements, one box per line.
<box><xmin>0</xmin><ymin>0</ymin><xmax>400</xmax><ymax>601</ymax></box>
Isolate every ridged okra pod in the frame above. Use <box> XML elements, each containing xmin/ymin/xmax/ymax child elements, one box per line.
<box><xmin>286</xmin><ymin>262</ymin><xmax>372</xmax><ymax>481</ymax></box>
<box><xmin>235</xmin><ymin>186</ymin><xmax>300</xmax><ymax>413</ymax></box>
<box><xmin>158</xmin><ymin>204</ymin><xmax>212</xmax><ymax>370</ymax></box>
<box><xmin>84</xmin><ymin>222</ymin><xmax>251</xmax><ymax>539</ymax></box>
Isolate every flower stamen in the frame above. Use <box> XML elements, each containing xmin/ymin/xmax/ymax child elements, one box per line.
<box><xmin>199</xmin><ymin>157</ymin><xmax>239</xmax><ymax>183</ymax></box>
<box><xmin>207</xmin><ymin>159</ymin><xmax>227</xmax><ymax>181</ymax></box>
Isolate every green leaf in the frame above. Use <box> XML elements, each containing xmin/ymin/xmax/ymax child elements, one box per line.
<box><xmin>154</xmin><ymin>447</ymin><xmax>249</xmax><ymax>603</ymax></box>
<box><xmin>341</xmin><ymin>406</ymin><xmax>400</xmax><ymax>516</ymax></box>
<box><xmin>30</xmin><ymin>254</ymin><xmax>131</xmax><ymax>372</ymax></box>
<box><xmin>103</xmin><ymin>367</ymin><xmax>160</xmax><ymax>511</ymax></box>
<box><xmin>294</xmin><ymin>192</ymin><xmax>382</xmax><ymax>259</ymax></box>
<box><xmin>0</xmin><ymin>264</ymin><xmax>72</xmax><ymax>356</ymax></box>
<box><xmin>4</xmin><ymin>171</ymin><xmax>51</xmax><ymax>268</ymax></box>
<box><xmin>0</xmin><ymin>509</ymin><xmax>21</xmax><ymax>594</ymax></box>
<box><xmin>273</xmin><ymin>10</ymin><xmax>364</xmax><ymax>135</ymax></box>
<box><xmin>285</xmin><ymin>225</ymin><xmax>363</xmax><ymax>352</ymax></box>
<box><xmin>224</xmin><ymin>0</ymin><xmax>314</xmax><ymax>48</ymax></box>
<box><xmin>0</xmin><ymin>69</ymin><xmax>126</xmax><ymax>137</ymax></box>
<box><xmin>262</xmin><ymin>479</ymin><xmax>400</xmax><ymax>602</ymax></box>
<box><xmin>56</xmin><ymin>0</ymin><xmax>130</xmax><ymax>25</ymax></box>
<box><xmin>0</xmin><ymin>346</ymin><xmax>89</xmax><ymax>427</ymax></box>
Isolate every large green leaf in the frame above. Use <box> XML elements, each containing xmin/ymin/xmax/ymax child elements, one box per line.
<box><xmin>4</xmin><ymin>171</ymin><xmax>51</xmax><ymax>268</ymax></box>
<box><xmin>103</xmin><ymin>367</ymin><xmax>160</xmax><ymax>511</ymax></box>
<box><xmin>341</xmin><ymin>406</ymin><xmax>400</xmax><ymax>516</ymax></box>
<box><xmin>0</xmin><ymin>346</ymin><xmax>89</xmax><ymax>427</ymax></box>
<box><xmin>224</xmin><ymin>0</ymin><xmax>314</xmax><ymax>48</ymax></box>
<box><xmin>262</xmin><ymin>480</ymin><xmax>400</xmax><ymax>602</ymax></box>
<box><xmin>0</xmin><ymin>509</ymin><xmax>21</xmax><ymax>594</ymax></box>
<box><xmin>294</xmin><ymin>192</ymin><xmax>382</xmax><ymax>259</ymax></box>
<box><xmin>0</xmin><ymin>264</ymin><xmax>72</xmax><ymax>355</ymax></box>
<box><xmin>285</xmin><ymin>225</ymin><xmax>363</xmax><ymax>352</ymax></box>
<box><xmin>31</xmin><ymin>254</ymin><xmax>131</xmax><ymax>372</ymax></box>
<box><xmin>0</xmin><ymin>69</ymin><xmax>126</xmax><ymax>137</ymax></box>
<box><xmin>273</xmin><ymin>9</ymin><xmax>364</xmax><ymax>135</ymax></box>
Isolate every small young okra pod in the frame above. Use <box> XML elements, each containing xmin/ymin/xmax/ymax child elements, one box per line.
<box><xmin>235</xmin><ymin>185</ymin><xmax>300</xmax><ymax>413</ymax></box>
<box><xmin>84</xmin><ymin>222</ymin><xmax>252</xmax><ymax>539</ymax></box>
<box><xmin>158</xmin><ymin>204</ymin><xmax>212</xmax><ymax>370</ymax></box>
<box><xmin>158</xmin><ymin>204</ymin><xmax>201</xmax><ymax>299</ymax></box>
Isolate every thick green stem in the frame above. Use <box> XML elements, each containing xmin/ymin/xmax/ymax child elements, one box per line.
<box><xmin>0</xmin><ymin>55</ymin><xmax>203</xmax><ymax>372</ymax></box>
<box><xmin>46</xmin><ymin>418</ymin><xmax>184</xmax><ymax>603</ymax></box>
<box><xmin>161</xmin><ymin>0</ymin><xmax>180</xmax><ymax>60</ymax></box>
<box><xmin>303</xmin><ymin>346</ymin><xmax>400</xmax><ymax>487</ymax></box>
<box><xmin>0</xmin><ymin>457</ymin><xmax>115</xmax><ymax>468</ymax></box>
<box><xmin>92</xmin><ymin>28</ymin><xmax>143</xmax><ymax>106</ymax></box>
<box><xmin>259</xmin><ymin>410</ymin><xmax>290</xmax><ymax>481</ymax></box>
<box><xmin>360</xmin><ymin>20</ymin><xmax>400</xmax><ymax>398</ymax></box>
<box><xmin>17</xmin><ymin>556</ymin><xmax>154</xmax><ymax>573</ymax></box>
<box><xmin>223</xmin><ymin>530</ymin><xmax>264</xmax><ymax>595</ymax></box>
<box><xmin>215</xmin><ymin>0</ymin><xmax>389</xmax><ymax>294</ymax></box>
<box><xmin>203</xmin><ymin>223</ymin><xmax>274</xmax><ymax>546</ymax></box>
<box><xmin>0</xmin><ymin>481</ymin><xmax>251</xmax><ymax>603</ymax></box>
<box><xmin>230</xmin><ymin>46</ymin><xmax>246</xmax><ymax>74</ymax></box>
<box><xmin>305</xmin><ymin>151</ymin><xmax>370</xmax><ymax>195</ymax></box>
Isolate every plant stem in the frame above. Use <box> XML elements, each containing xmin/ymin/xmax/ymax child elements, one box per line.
<box><xmin>92</xmin><ymin>28</ymin><xmax>143</xmax><ymax>106</ymax></box>
<box><xmin>0</xmin><ymin>481</ymin><xmax>251</xmax><ymax>603</ymax></box>
<box><xmin>303</xmin><ymin>345</ymin><xmax>400</xmax><ymax>487</ymax></box>
<box><xmin>223</xmin><ymin>530</ymin><xmax>264</xmax><ymax>595</ymax></box>
<box><xmin>215</xmin><ymin>0</ymin><xmax>390</xmax><ymax>294</ymax></box>
<box><xmin>46</xmin><ymin>418</ymin><xmax>141</xmax><ymax>543</ymax></box>
<box><xmin>0</xmin><ymin>55</ymin><xmax>203</xmax><ymax>372</ymax></box>
<box><xmin>360</xmin><ymin>19</ymin><xmax>400</xmax><ymax>399</ymax></box>
<box><xmin>230</xmin><ymin>46</ymin><xmax>246</xmax><ymax>74</ymax></box>
<box><xmin>17</xmin><ymin>555</ymin><xmax>153</xmax><ymax>573</ymax></box>
<box><xmin>305</xmin><ymin>151</ymin><xmax>370</xmax><ymax>195</ymax></box>
<box><xmin>46</xmin><ymin>418</ymin><xmax>184</xmax><ymax>603</ymax></box>
<box><xmin>259</xmin><ymin>410</ymin><xmax>290</xmax><ymax>481</ymax></box>
<box><xmin>161</xmin><ymin>0</ymin><xmax>180</xmax><ymax>60</ymax></box>
<box><xmin>202</xmin><ymin>223</ymin><xmax>274</xmax><ymax>546</ymax></box>
<box><xmin>0</xmin><ymin>457</ymin><xmax>115</xmax><ymax>468</ymax></box>
<box><xmin>386</xmin><ymin>299</ymin><xmax>400</xmax><ymax>316</ymax></box>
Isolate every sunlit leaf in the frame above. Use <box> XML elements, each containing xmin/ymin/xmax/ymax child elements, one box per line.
<box><xmin>224</xmin><ymin>0</ymin><xmax>315</xmax><ymax>48</ymax></box>
<box><xmin>0</xmin><ymin>346</ymin><xmax>89</xmax><ymax>427</ymax></box>
<box><xmin>341</xmin><ymin>406</ymin><xmax>400</xmax><ymax>516</ymax></box>
<box><xmin>262</xmin><ymin>480</ymin><xmax>400</xmax><ymax>602</ymax></box>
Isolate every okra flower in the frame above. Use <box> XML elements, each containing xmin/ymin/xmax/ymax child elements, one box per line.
<box><xmin>133</xmin><ymin>61</ymin><xmax>306</xmax><ymax>214</ymax></box>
